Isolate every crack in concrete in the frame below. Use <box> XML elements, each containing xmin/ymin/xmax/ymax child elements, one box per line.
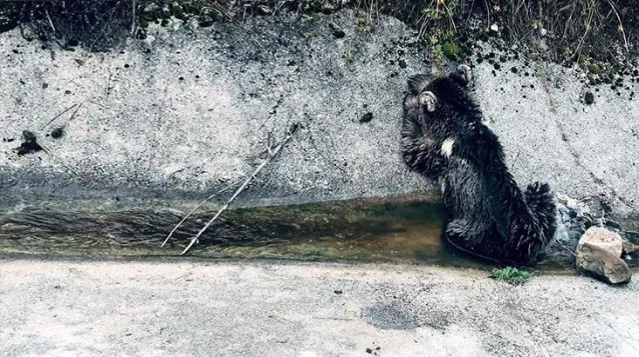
<box><xmin>540</xmin><ymin>68</ymin><xmax>635</xmax><ymax>210</ymax></box>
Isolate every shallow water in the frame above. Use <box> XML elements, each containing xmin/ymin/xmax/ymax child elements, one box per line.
<box><xmin>0</xmin><ymin>196</ymin><xmax>599</xmax><ymax>271</ymax></box>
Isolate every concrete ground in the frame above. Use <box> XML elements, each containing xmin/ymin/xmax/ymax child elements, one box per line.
<box><xmin>1</xmin><ymin>257</ymin><xmax>637</xmax><ymax>357</ymax></box>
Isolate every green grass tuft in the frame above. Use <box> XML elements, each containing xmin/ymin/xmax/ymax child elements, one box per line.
<box><xmin>491</xmin><ymin>267</ymin><xmax>531</xmax><ymax>285</ymax></box>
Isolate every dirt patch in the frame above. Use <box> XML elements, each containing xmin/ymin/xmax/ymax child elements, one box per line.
<box><xmin>16</xmin><ymin>130</ymin><xmax>43</xmax><ymax>156</ymax></box>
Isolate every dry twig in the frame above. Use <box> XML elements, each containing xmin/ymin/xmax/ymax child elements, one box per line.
<box><xmin>131</xmin><ymin>0</ymin><xmax>137</xmax><ymax>36</ymax></box>
<box><xmin>604</xmin><ymin>0</ymin><xmax>629</xmax><ymax>53</ymax></box>
<box><xmin>45</xmin><ymin>9</ymin><xmax>56</xmax><ymax>34</ymax></box>
<box><xmin>179</xmin><ymin>123</ymin><xmax>299</xmax><ymax>255</ymax></box>
<box><xmin>40</xmin><ymin>103</ymin><xmax>79</xmax><ymax>130</ymax></box>
<box><xmin>161</xmin><ymin>178</ymin><xmax>244</xmax><ymax>247</ymax></box>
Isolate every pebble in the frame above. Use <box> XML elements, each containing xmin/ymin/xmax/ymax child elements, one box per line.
<box><xmin>576</xmin><ymin>227</ymin><xmax>631</xmax><ymax>285</ymax></box>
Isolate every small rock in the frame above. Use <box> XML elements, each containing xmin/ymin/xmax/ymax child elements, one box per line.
<box><xmin>16</xmin><ymin>130</ymin><xmax>43</xmax><ymax>156</ymax></box>
<box><xmin>579</xmin><ymin>227</ymin><xmax>623</xmax><ymax>256</ymax></box>
<box><xmin>490</xmin><ymin>23</ymin><xmax>499</xmax><ymax>33</ymax></box>
<box><xmin>51</xmin><ymin>127</ymin><xmax>64</xmax><ymax>139</ymax></box>
<box><xmin>360</xmin><ymin>112</ymin><xmax>373</xmax><ymax>123</ymax></box>
<box><xmin>22</xmin><ymin>130</ymin><xmax>36</xmax><ymax>142</ymax></box>
<box><xmin>328</xmin><ymin>22</ymin><xmax>346</xmax><ymax>39</ymax></box>
<box><xmin>576</xmin><ymin>227</ymin><xmax>631</xmax><ymax>284</ymax></box>
<box><xmin>198</xmin><ymin>16</ymin><xmax>214</xmax><ymax>28</ymax></box>
<box><xmin>577</xmin><ymin>244</ymin><xmax>631</xmax><ymax>284</ymax></box>
<box><xmin>584</xmin><ymin>92</ymin><xmax>595</xmax><ymax>104</ymax></box>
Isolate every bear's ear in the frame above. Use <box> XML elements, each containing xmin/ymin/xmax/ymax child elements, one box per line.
<box><xmin>419</xmin><ymin>91</ymin><xmax>438</xmax><ymax>112</ymax></box>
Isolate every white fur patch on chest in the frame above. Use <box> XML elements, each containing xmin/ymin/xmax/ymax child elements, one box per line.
<box><xmin>440</xmin><ymin>138</ymin><xmax>455</xmax><ymax>158</ymax></box>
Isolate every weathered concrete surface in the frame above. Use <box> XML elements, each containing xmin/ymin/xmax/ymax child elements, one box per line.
<box><xmin>472</xmin><ymin>60</ymin><xmax>639</xmax><ymax>219</ymax></box>
<box><xmin>1</xmin><ymin>11</ymin><xmax>637</xmax><ymax>217</ymax></box>
<box><xmin>1</xmin><ymin>257</ymin><xmax>638</xmax><ymax>357</ymax></box>
<box><xmin>0</xmin><ymin>12</ymin><xmax>434</xmax><ymax>212</ymax></box>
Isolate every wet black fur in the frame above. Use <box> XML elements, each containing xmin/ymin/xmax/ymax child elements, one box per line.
<box><xmin>400</xmin><ymin>68</ymin><xmax>557</xmax><ymax>266</ymax></box>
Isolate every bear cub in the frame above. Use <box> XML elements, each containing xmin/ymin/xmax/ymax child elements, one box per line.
<box><xmin>400</xmin><ymin>65</ymin><xmax>557</xmax><ymax>265</ymax></box>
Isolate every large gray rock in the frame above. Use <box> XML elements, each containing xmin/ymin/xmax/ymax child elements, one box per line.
<box><xmin>576</xmin><ymin>227</ymin><xmax>632</xmax><ymax>284</ymax></box>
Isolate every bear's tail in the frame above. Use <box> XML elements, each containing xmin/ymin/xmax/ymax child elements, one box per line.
<box><xmin>524</xmin><ymin>182</ymin><xmax>558</xmax><ymax>241</ymax></box>
<box><xmin>507</xmin><ymin>181</ymin><xmax>557</xmax><ymax>264</ymax></box>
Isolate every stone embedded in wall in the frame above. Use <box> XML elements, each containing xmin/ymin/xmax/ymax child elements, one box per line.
<box><xmin>576</xmin><ymin>227</ymin><xmax>632</xmax><ymax>284</ymax></box>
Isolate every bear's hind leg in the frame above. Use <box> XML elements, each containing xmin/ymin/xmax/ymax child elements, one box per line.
<box><xmin>444</xmin><ymin>219</ymin><xmax>511</xmax><ymax>264</ymax></box>
<box><xmin>443</xmin><ymin>219</ymin><xmax>486</xmax><ymax>252</ymax></box>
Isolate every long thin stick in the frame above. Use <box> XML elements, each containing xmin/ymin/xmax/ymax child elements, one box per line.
<box><xmin>45</xmin><ymin>10</ymin><xmax>57</xmax><ymax>34</ymax></box>
<box><xmin>605</xmin><ymin>0</ymin><xmax>629</xmax><ymax>53</ymax></box>
<box><xmin>161</xmin><ymin>178</ymin><xmax>244</xmax><ymax>247</ymax></box>
<box><xmin>66</xmin><ymin>102</ymin><xmax>84</xmax><ymax>125</ymax></box>
<box><xmin>131</xmin><ymin>0</ymin><xmax>137</xmax><ymax>36</ymax></box>
<box><xmin>40</xmin><ymin>103</ymin><xmax>78</xmax><ymax>130</ymax></box>
<box><xmin>180</xmin><ymin>124</ymin><xmax>298</xmax><ymax>255</ymax></box>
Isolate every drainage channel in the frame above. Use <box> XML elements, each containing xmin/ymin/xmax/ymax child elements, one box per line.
<box><xmin>0</xmin><ymin>196</ymin><xmax>587</xmax><ymax>271</ymax></box>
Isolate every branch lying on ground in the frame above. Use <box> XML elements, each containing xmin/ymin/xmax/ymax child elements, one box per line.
<box><xmin>161</xmin><ymin>178</ymin><xmax>243</xmax><ymax>247</ymax></box>
<box><xmin>177</xmin><ymin>122</ymin><xmax>300</xmax><ymax>255</ymax></box>
<box><xmin>40</xmin><ymin>103</ymin><xmax>80</xmax><ymax>130</ymax></box>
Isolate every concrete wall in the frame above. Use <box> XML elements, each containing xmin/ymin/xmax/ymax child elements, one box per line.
<box><xmin>1</xmin><ymin>10</ymin><xmax>638</xmax><ymax>220</ymax></box>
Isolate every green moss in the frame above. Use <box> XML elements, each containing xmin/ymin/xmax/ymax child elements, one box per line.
<box><xmin>441</xmin><ymin>43</ymin><xmax>460</xmax><ymax>60</ymax></box>
<box><xmin>345</xmin><ymin>52</ymin><xmax>354</xmax><ymax>63</ymax></box>
<box><xmin>301</xmin><ymin>14</ymin><xmax>315</xmax><ymax>26</ymax></box>
<box><xmin>491</xmin><ymin>267</ymin><xmax>531</xmax><ymax>285</ymax></box>
<box><xmin>587</xmin><ymin>64</ymin><xmax>601</xmax><ymax>75</ymax></box>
